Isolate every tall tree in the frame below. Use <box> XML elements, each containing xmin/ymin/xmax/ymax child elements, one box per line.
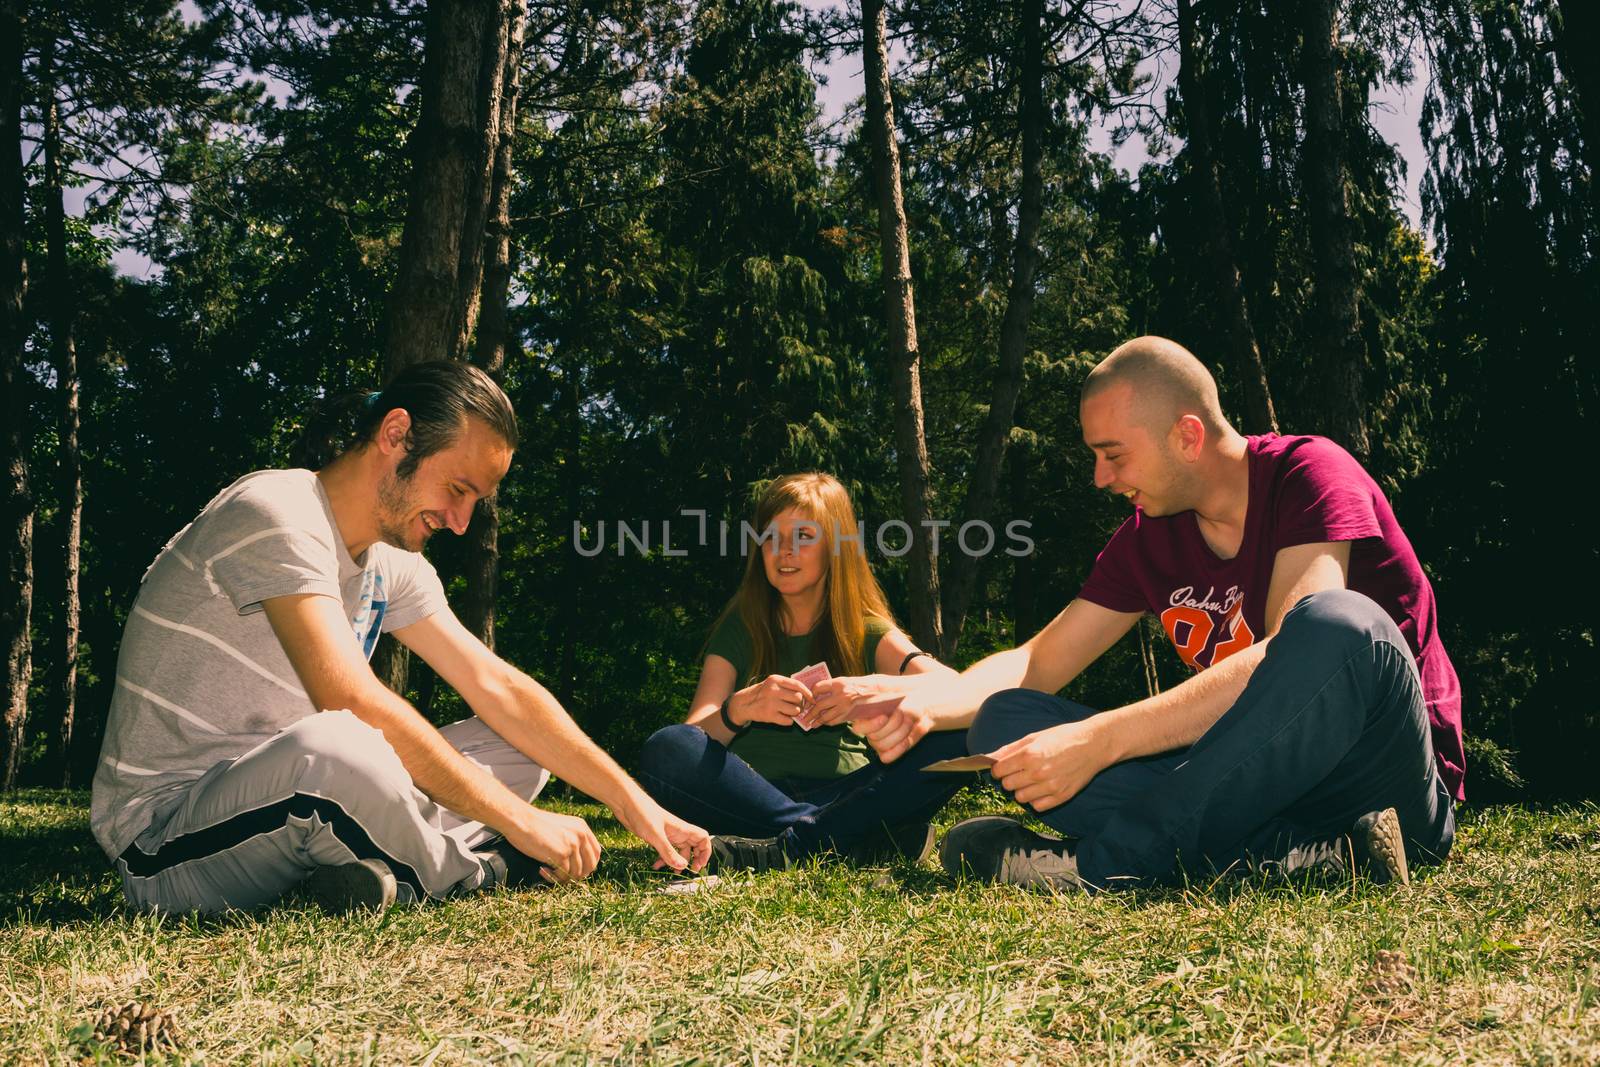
<box><xmin>374</xmin><ymin>0</ymin><xmax>513</xmax><ymax>692</ymax></box>
<box><xmin>1174</xmin><ymin>0</ymin><xmax>1277</xmax><ymax>435</ymax></box>
<box><xmin>382</xmin><ymin>0</ymin><xmax>507</xmax><ymax>373</ymax></box>
<box><xmin>1415</xmin><ymin>0</ymin><xmax>1600</xmax><ymax>793</ymax></box>
<box><xmin>1552</xmin><ymin>1</ymin><xmax>1600</xmax><ymax>203</ymax></box>
<box><xmin>1</xmin><ymin>0</ymin><xmax>32</xmax><ymax>789</ymax></box>
<box><xmin>39</xmin><ymin>34</ymin><xmax>83</xmax><ymax>784</ymax></box>
<box><xmin>940</xmin><ymin>0</ymin><xmax>1046</xmax><ymax>650</ymax></box>
<box><xmin>862</xmin><ymin>0</ymin><xmax>943</xmax><ymax>653</ymax></box>
<box><xmin>459</xmin><ymin>2</ymin><xmax>527</xmax><ymax>649</ymax></box>
<box><xmin>1299</xmin><ymin>0</ymin><xmax>1369</xmax><ymax>456</ymax></box>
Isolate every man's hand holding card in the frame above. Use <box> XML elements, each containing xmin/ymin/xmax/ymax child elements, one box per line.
<box><xmin>853</xmin><ymin>686</ymin><xmax>937</xmax><ymax>765</ymax></box>
<box><xmin>801</xmin><ymin>674</ymin><xmax>904</xmax><ymax>730</ymax></box>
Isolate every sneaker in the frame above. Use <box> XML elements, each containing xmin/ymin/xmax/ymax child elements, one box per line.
<box><xmin>1260</xmin><ymin>807</ymin><xmax>1412</xmax><ymax>887</ymax></box>
<box><xmin>477</xmin><ymin>835</ymin><xmax>554</xmax><ymax>890</ymax></box>
<box><xmin>303</xmin><ymin>858</ymin><xmax>397</xmax><ymax>913</ymax></box>
<box><xmin>847</xmin><ymin>820</ymin><xmax>938</xmax><ymax>866</ymax></box>
<box><xmin>939</xmin><ymin>816</ymin><xmax>1083</xmax><ymax>891</ymax></box>
<box><xmin>709</xmin><ymin>833</ymin><xmax>794</xmax><ymax>874</ymax></box>
<box><xmin>1352</xmin><ymin>807</ymin><xmax>1411</xmax><ymax>886</ymax></box>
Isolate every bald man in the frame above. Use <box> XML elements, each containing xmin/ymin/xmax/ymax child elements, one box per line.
<box><xmin>892</xmin><ymin>336</ymin><xmax>1462</xmax><ymax>891</ymax></box>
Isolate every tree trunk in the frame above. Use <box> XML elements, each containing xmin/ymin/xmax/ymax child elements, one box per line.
<box><xmin>862</xmin><ymin>0</ymin><xmax>942</xmax><ymax>654</ymax></box>
<box><xmin>42</xmin><ymin>51</ymin><xmax>82</xmax><ymax>786</ymax></box>
<box><xmin>1005</xmin><ymin>407</ymin><xmax>1034</xmax><ymax>646</ymax></box>
<box><xmin>448</xmin><ymin>0</ymin><xmax>514</xmax><ymax>361</ymax></box>
<box><xmin>1299</xmin><ymin>0</ymin><xmax>1369</xmax><ymax>457</ymax></box>
<box><xmin>1176</xmin><ymin>0</ymin><xmax>1279</xmax><ymax>435</ymax></box>
<box><xmin>1552</xmin><ymin>0</ymin><xmax>1600</xmax><ymax>215</ymax></box>
<box><xmin>1138</xmin><ymin>616</ymin><xmax>1163</xmax><ymax>698</ymax></box>
<box><xmin>942</xmin><ymin>0</ymin><xmax>1045</xmax><ymax>652</ymax></box>
<box><xmin>383</xmin><ymin>0</ymin><xmax>505</xmax><ymax>372</ymax></box>
<box><xmin>1</xmin><ymin>0</ymin><xmax>33</xmax><ymax>789</ymax></box>
<box><xmin>459</xmin><ymin>3</ymin><xmax>526</xmax><ymax>649</ymax></box>
<box><xmin>376</xmin><ymin>0</ymin><xmax>511</xmax><ymax>689</ymax></box>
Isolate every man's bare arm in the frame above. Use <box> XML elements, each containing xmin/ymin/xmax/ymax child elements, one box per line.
<box><xmin>858</xmin><ymin>599</ymin><xmax>1139</xmax><ymax>764</ymax></box>
<box><xmin>913</xmin><ymin>598</ymin><xmax>1141</xmax><ymax>726</ymax></box>
<box><xmin>261</xmin><ymin>594</ymin><xmax>546</xmax><ymax>845</ymax></box>
<box><xmin>992</xmin><ymin>541</ymin><xmax>1355</xmax><ymax>812</ymax></box>
<box><xmin>1091</xmin><ymin>541</ymin><xmax>1353</xmax><ymax>763</ymax></box>
<box><xmin>396</xmin><ymin>609</ymin><xmax>710</xmax><ymax>873</ymax></box>
<box><xmin>396</xmin><ymin>610</ymin><xmax>648</xmax><ymax>813</ymax></box>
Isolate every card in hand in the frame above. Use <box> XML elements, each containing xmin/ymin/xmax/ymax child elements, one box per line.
<box><xmin>791</xmin><ymin>662</ymin><xmax>831</xmax><ymax>690</ymax></box>
<box><xmin>790</xmin><ymin>662</ymin><xmax>831</xmax><ymax>731</ymax></box>
<box><xmin>843</xmin><ymin>694</ymin><xmax>903</xmax><ymax>723</ymax></box>
<box><xmin>921</xmin><ymin>754</ymin><xmax>997</xmax><ymax>773</ymax></box>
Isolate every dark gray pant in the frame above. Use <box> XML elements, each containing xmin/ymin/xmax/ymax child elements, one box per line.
<box><xmin>968</xmin><ymin>589</ymin><xmax>1455</xmax><ymax>890</ymax></box>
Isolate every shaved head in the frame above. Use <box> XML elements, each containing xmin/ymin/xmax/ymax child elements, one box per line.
<box><xmin>1082</xmin><ymin>336</ymin><xmax>1229</xmax><ymax>436</ymax></box>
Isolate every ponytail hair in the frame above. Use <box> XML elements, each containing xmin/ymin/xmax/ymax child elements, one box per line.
<box><xmin>290</xmin><ymin>360</ymin><xmax>518</xmax><ymax>474</ymax></box>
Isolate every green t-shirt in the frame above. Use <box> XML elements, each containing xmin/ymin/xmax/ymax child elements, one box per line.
<box><xmin>707</xmin><ymin>612</ymin><xmax>891</xmax><ymax>781</ymax></box>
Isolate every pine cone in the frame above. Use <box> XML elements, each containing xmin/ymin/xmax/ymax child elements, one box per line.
<box><xmin>93</xmin><ymin>999</ymin><xmax>181</xmax><ymax>1052</ymax></box>
<box><xmin>1366</xmin><ymin>949</ymin><xmax>1416</xmax><ymax>997</ymax></box>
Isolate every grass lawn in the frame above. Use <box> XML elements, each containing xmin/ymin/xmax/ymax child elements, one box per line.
<box><xmin>3</xmin><ymin>787</ymin><xmax>1598</xmax><ymax>1064</ymax></box>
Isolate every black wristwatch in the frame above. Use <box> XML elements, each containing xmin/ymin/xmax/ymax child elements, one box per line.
<box><xmin>719</xmin><ymin>697</ymin><xmax>750</xmax><ymax>737</ymax></box>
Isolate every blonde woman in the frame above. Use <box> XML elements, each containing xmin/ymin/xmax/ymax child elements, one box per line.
<box><xmin>637</xmin><ymin>473</ymin><xmax>974</xmax><ymax>871</ymax></box>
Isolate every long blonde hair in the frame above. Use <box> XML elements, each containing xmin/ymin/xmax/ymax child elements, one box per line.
<box><xmin>714</xmin><ymin>472</ymin><xmax>897</xmax><ymax>682</ymax></box>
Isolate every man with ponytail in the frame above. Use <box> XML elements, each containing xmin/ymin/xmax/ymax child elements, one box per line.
<box><xmin>92</xmin><ymin>360</ymin><xmax>709</xmax><ymax>914</ymax></box>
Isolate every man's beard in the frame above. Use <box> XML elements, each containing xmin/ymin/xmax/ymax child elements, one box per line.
<box><xmin>375</xmin><ymin>468</ymin><xmax>424</xmax><ymax>551</ymax></box>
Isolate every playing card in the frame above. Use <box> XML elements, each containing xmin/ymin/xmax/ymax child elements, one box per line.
<box><xmin>920</xmin><ymin>754</ymin><xmax>998</xmax><ymax>773</ymax></box>
<box><xmin>843</xmin><ymin>694</ymin><xmax>903</xmax><ymax>723</ymax></box>
<box><xmin>790</xmin><ymin>662</ymin><xmax>831</xmax><ymax>731</ymax></box>
<box><xmin>791</xmin><ymin>662</ymin><xmax>831</xmax><ymax>690</ymax></box>
<box><xmin>657</xmin><ymin>875</ymin><xmax>723</xmax><ymax>895</ymax></box>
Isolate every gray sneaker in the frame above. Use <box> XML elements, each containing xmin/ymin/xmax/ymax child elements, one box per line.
<box><xmin>303</xmin><ymin>858</ymin><xmax>397</xmax><ymax>913</ymax></box>
<box><xmin>939</xmin><ymin>816</ymin><xmax>1083</xmax><ymax>891</ymax></box>
<box><xmin>1259</xmin><ymin>807</ymin><xmax>1412</xmax><ymax>886</ymax></box>
<box><xmin>709</xmin><ymin>834</ymin><xmax>794</xmax><ymax>874</ymax></box>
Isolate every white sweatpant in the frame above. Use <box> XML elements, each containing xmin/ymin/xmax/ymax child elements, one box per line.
<box><xmin>116</xmin><ymin>711</ymin><xmax>549</xmax><ymax>914</ymax></box>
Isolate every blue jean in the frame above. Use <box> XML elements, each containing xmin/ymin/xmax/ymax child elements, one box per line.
<box><xmin>967</xmin><ymin>589</ymin><xmax>1456</xmax><ymax>890</ymax></box>
<box><xmin>637</xmin><ymin>723</ymin><xmax>973</xmax><ymax>858</ymax></box>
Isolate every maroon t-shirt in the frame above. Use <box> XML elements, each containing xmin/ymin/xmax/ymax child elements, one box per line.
<box><xmin>1079</xmin><ymin>434</ymin><xmax>1465</xmax><ymax>800</ymax></box>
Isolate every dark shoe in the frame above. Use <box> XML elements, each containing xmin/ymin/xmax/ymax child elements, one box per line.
<box><xmin>846</xmin><ymin>820</ymin><xmax>937</xmax><ymax>866</ymax></box>
<box><xmin>1264</xmin><ymin>807</ymin><xmax>1411</xmax><ymax>886</ymax></box>
<box><xmin>478</xmin><ymin>835</ymin><xmax>553</xmax><ymax>890</ymax></box>
<box><xmin>939</xmin><ymin>816</ymin><xmax>1083</xmax><ymax>891</ymax></box>
<box><xmin>709</xmin><ymin>833</ymin><xmax>794</xmax><ymax>874</ymax></box>
<box><xmin>303</xmin><ymin>858</ymin><xmax>397</xmax><ymax>913</ymax></box>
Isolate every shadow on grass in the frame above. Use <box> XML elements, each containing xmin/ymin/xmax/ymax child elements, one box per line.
<box><xmin>0</xmin><ymin>816</ymin><xmax>127</xmax><ymax>924</ymax></box>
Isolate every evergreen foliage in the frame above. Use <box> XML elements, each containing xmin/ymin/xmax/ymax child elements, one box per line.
<box><xmin>4</xmin><ymin>0</ymin><xmax>1593</xmax><ymax>799</ymax></box>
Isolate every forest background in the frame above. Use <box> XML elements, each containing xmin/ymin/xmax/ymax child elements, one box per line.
<box><xmin>2</xmin><ymin>0</ymin><xmax>1595</xmax><ymax>805</ymax></box>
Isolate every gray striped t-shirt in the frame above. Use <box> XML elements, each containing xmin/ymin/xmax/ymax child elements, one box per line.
<box><xmin>90</xmin><ymin>468</ymin><xmax>447</xmax><ymax>859</ymax></box>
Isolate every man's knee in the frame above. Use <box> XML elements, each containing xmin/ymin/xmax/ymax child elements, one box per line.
<box><xmin>968</xmin><ymin>689</ymin><xmax>1095</xmax><ymax>755</ymax></box>
<box><xmin>638</xmin><ymin>723</ymin><xmax>709</xmax><ymax>784</ymax></box>
<box><xmin>278</xmin><ymin>710</ymin><xmax>411</xmax><ymax>798</ymax></box>
<box><xmin>1279</xmin><ymin>588</ymin><xmax>1402</xmax><ymax>650</ymax></box>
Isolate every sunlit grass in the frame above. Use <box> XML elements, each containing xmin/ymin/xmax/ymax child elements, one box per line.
<box><xmin>3</xmin><ymin>788</ymin><xmax>1598</xmax><ymax>1063</ymax></box>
